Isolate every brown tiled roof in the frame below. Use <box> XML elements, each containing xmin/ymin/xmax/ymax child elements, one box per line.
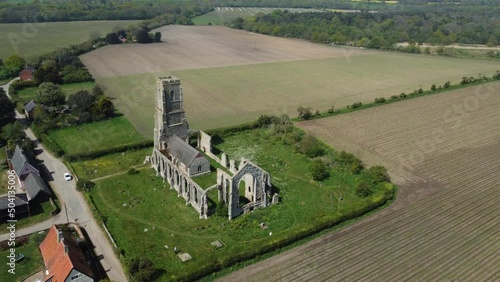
<box><xmin>39</xmin><ymin>225</ymin><xmax>94</xmax><ymax>282</ymax></box>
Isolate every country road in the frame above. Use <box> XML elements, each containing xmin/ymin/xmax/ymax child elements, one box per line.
<box><xmin>1</xmin><ymin>79</ymin><xmax>128</xmax><ymax>282</ymax></box>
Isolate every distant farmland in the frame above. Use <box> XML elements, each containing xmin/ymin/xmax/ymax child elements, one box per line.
<box><xmin>192</xmin><ymin>7</ymin><xmax>324</xmax><ymax>25</ymax></box>
<box><xmin>0</xmin><ymin>20</ymin><xmax>140</xmax><ymax>58</ymax></box>
<box><xmin>80</xmin><ymin>26</ymin><xmax>500</xmax><ymax>137</ymax></box>
<box><xmin>218</xmin><ymin>81</ymin><xmax>500</xmax><ymax>281</ymax></box>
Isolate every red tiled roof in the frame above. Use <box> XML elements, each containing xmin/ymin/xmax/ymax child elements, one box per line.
<box><xmin>39</xmin><ymin>225</ymin><xmax>94</xmax><ymax>282</ymax></box>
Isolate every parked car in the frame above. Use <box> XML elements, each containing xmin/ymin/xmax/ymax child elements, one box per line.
<box><xmin>63</xmin><ymin>173</ymin><xmax>73</xmax><ymax>181</ymax></box>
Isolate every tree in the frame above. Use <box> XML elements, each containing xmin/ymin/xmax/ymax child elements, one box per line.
<box><xmin>297</xmin><ymin>106</ymin><xmax>312</xmax><ymax>120</ymax></box>
<box><xmin>309</xmin><ymin>159</ymin><xmax>329</xmax><ymax>181</ymax></box>
<box><xmin>368</xmin><ymin>165</ymin><xmax>390</xmax><ymax>183</ymax></box>
<box><xmin>443</xmin><ymin>81</ymin><xmax>451</xmax><ymax>88</ymax></box>
<box><xmin>154</xmin><ymin>32</ymin><xmax>162</xmax><ymax>42</ymax></box>
<box><xmin>34</xmin><ymin>60</ymin><xmax>61</xmax><ymax>83</ymax></box>
<box><xmin>91</xmin><ymin>86</ymin><xmax>104</xmax><ymax>97</ymax></box>
<box><xmin>67</xmin><ymin>90</ymin><xmax>95</xmax><ymax>114</ymax></box>
<box><xmin>0</xmin><ymin>88</ymin><xmax>15</xmax><ymax>127</ymax></box>
<box><xmin>127</xmin><ymin>257</ymin><xmax>160</xmax><ymax>282</ymax></box>
<box><xmin>355</xmin><ymin>181</ymin><xmax>372</xmax><ymax>197</ymax></box>
<box><xmin>135</xmin><ymin>29</ymin><xmax>152</xmax><ymax>43</ymax></box>
<box><xmin>38</xmin><ymin>82</ymin><xmax>65</xmax><ymax>106</ymax></box>
<box><xmin>105</xmin><ymin>32</ymin><xmax>121</xmax><ymax>44</ymax></box>
<box><xmin>1</xmin><ymin>122</ymin><xmax>26</xmax><ymax>146</ymax></box>
<box><xmin>3</xmin><ymin>55</ymin><xmax>25</xmax><ymax>72</ymax></box>
<box><xmin>431</xmin><ymin>84</ymin><xmax>436</xmax><ymax>91</ymax></box>
<box><xmin>298</xmin><ymin>134</ymin><xmax>324</xmax><ymax>158</ymax></box>
<box><xmin>92</xmin><ymin>96</ymin><xmax>115</xmax><ymax>119</ymax></box>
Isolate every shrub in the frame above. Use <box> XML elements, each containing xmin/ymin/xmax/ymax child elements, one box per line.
<box><xmin>327</xmin><ymin>105</ymin><xmax>335</xmax><ymax>113</ymax></box>
<box><xmin>297</xmin><ymin>106</ymin><xmax>313</xmax><ymax>120</ymax></box>
<box><xmin>390</xmin><ymin>95</ymin><xmax>399</xmax><ymax>101</ymax></box>
<box><xmin>351</xmin><ymin>102</ymin><xmax>362</xmax><ymax>109</ymax></box>
<box><xmin>127</xmin><ymin>257</ymin><xmax>161</xmax><ymax>282</ymax></box>
<box><xmin>309</xmin><ymin>159</ymin><xmax>329</xmax><ymax>181</ymax></box>
<box><xmin>418</xmin><ymin>88</ymin><xmax>423</xmax><ymax>94</ymax></box>
<box><xmin>399</xmin><ymin>92</ymin><xmax>407</xmax><ymax>99</ymax></box>
<box><xmin>349</xmin><ymin>160</ymin><xmax>363</xmax><ymax>174</ymax></box>
<box><xmin>76</xmin><ymin>179</ymin><xmax>95</xmax><ymax>191</ymax></box>
<box><xmin>298</xmin><ymin>134</ymin><xmax>324</xmax><ymax>158</ymax></box>
<box><xmin>443</xmin><ymin>81</ymin><xmax>451</xmax><ymax>88</ymax></box>
<box><xmin>128</xmin><ymin>167</ymin><xmax>139</xmax><ymax>175</ymax></box>
<box><xmin>368</xmin><ymin>165</ymin><xmax>390</xmax><ymax>183</ymax></box>
<box><xmin>375</xmin><ymin>97</ymin><xmax>386</xmax><ymax>103</ymax></box>
<box><xmin>431</xmin><ymin>84</ymin><xmax>436</xmax><ymax>91</ymax></box>
<box><xmin>355</xmin><ymin>181</ymin><xmax>372</xmax><ymax>197</ymax></box>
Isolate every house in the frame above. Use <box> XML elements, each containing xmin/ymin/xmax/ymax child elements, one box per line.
<box><xmin>24</xmin><ymin>100</ymin><xmax>37</xmax><ymax>120</ymax></box>
<box><xmin>24</xmin><ymin>173</ymin><xmax>52</xmax><ymax>202</ymax></box>
<box><xmin>167</xmin><ymin>135</ymin><xmax>210</xmax><ymax>177</ymax></box>
<box><xmin>9</xmin><ymin>145</ymin><xmax>39</xmax><ymax>184</ymax></box>
<box><xmin>19</xmin><ymin>68</ymin><xmax>35</xmax><ymax>81</ymax></box>
<box><xmin>39</xmin><ymin>225</ymin><xmax>95</xmax><ymax>282</ymax></box>
<box><xmin>0</xmin><ymin>194</ymin><xmax>30</xmax><ymax>221</ymax></box>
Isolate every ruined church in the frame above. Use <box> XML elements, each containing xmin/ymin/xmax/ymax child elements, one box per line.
<box><xmin>151</xmin><ymin>76</ymin><xmax>276</xmax><ymax>219</ymax></box>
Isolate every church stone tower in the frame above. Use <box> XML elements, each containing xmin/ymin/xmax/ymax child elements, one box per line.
<box><xmin>154</xmin><ymin>76</ymin><xmax>189</xmax><ymax>150</ymax></box>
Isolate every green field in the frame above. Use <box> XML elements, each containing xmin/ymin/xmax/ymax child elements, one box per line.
<box><xmin>17</xmin><ymin>82</ymin><xmax>95</xmax><ymax>104</ymax></box>
<box><xmin>47</xmin><ymin>116</ymin><xmax>145</xmax><ymax>155</ymax></box>
<box><xmin>96</xmin><ymin>52</ymin><xmax>500</xmax><ymax>136</ymax></box>
<box><xmin>193</xmin><ymin>7</ymin><xmax>323</xmax><ymax>25</ymax></box>
<box><xmin>71</xmin><ymin>147</ymin><xmax>151</xmax><ymax>180</ymax></box>
<box><xmin>0</xmin><ymin>235</ymin><xmax>44</xmax><ymax>281</ymax></box>
<box><xmin>0</xmin><ymin>20</ymin><xmax>141</xmax><ymax>59</ymax></box>
<box><xmin>86</xmin><ymin>126</ymin><xmax>393</xmax><ymax>281</ymax></box>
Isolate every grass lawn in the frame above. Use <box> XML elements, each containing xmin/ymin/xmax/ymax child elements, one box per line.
<box><xmin>0</xmin><ymin>20</ymin><xmax>141</xmax><ymax>59</ymax></box>
<box><xmin>0</xmin><ymin>235</ymin><xmax>45</xmax><ymax>282</ymax></box>
<box><xmin>71</xmin><ymin>147</ymin><xmax>152</xmax><ymax>180</ymax></box>
<box><xmin>88</xmin><ymin>127</ymin><xmax>393</xmax><ymax>281</ymax></box>
<box><xmin>0</xmin><ymin>168</ymin><xmax>8</xmax><ymax>195</ymax></box>
<box><xmin>17</xmin><ymin>82</ymin><xmax>96</xmax><ymax>104</ymax></box>
<box><xmin>0</xmin><ymin>201</ymin><xmax>57</xmax><ymax>235</ymax></box>
<box><xmin>47</xmin><ymin>116</ymin><xmax>145</xmax><ymax>155</ymax></box>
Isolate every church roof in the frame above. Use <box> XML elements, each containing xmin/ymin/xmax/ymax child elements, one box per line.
<box><xmin>167</xmin><ymin>135</ymin><xmax>203</xmax><ymax>167</ymax></box>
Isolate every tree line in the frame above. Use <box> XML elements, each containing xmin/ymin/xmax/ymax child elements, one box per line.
<box><xmin>0</xmin><ymin>0</ymin><xmax>211</xmax><ymax>23</ymax></box>
<box><xmin>227</xmin><ymin>9</ymin><xmax>498</xmax><ymax>48</ymax></box>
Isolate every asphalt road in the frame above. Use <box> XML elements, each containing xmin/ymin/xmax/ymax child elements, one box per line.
<box><xmin>1</xmin><ymin>79</ymin><xmax>127</xmax><ymax>282</ymax></box>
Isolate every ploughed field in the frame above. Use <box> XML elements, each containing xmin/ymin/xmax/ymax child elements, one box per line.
<box><xmin>80</xmin><ymin>25</ymin><xmax>500</xmax><ymax>136</ymax></box>
<box><xmin>219</xmin><ymin>81</ymin><xmax>500</xmax><ymax>281</ymax></box>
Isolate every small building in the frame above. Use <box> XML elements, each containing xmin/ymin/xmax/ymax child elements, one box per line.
<box><xmin>19</xmin><ymin>68</ymin><xmax>35</xmax><ymax>81</ymax></box>
<box><xmin>9</xmin><ymin>145</ymin><xmax>39</xmax><ymax>184</ymax></box>
<box><xmin>24</xmin><ymin>173</ymin><xmax>52</xmax><ymax>202</ymax></box>
<box><xmin>167</xmin><ymin>135</ymin><xmax>210</xmax><ymax>177</ymax></box>
<box><xmin>39</xmin><ymin>225</ymin><xmax>95</xmax><ymax>282</ymax></box>
<box><xmin>0</xmin><ymin>194</ymin><xmax>30</xmax><ymax>221</ymax></box>
<box><xmin>24</xmin><ymin>100</ymin><xmax>37</xmax><ymax>121</ymax></box>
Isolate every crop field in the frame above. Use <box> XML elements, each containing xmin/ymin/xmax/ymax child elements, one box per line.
<box><xmin>81</xmin><ymin>26</ymin><xmax>500</xmax><ymax>136</ymax></box>
<box><xmin>47</xmin><ymin>116</ymin><xmax>145</xmax><ymax>154</ymax></box>
<box><xmin>220</xmin><ymin>81</ymin><xmax>500</xmax><ymax>281</ymax></box>
<box><xmin>192</xmin><ymin>7</ymin><xmax>323</xmax><ymax>25</ymax></box>
<box><xmin>0</xmin><ymin>20</ymin><xmax>140</xmax><ymax>59</ymax></box>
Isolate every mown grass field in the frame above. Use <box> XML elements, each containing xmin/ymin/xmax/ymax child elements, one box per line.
<box><xmin>95</xmin><ymin>52</ymin><xmax>500</xmax><ymax>136</ymax></box>
<box><xmin>0</xmin><ymin>20</ymin><xmax>140</xmax><ymax>59</ymax></box>
<box><xmin>221</xmin><ymin>81</ymin><xmax>500</xmax><ymax>281</ymax></box>
<box><xmin>87</xmin><ymin>127</ymin><xmax>393</xmax><ymax>281</ymax></box>
<box><xmin>47</xmin><ymin>116</ymin><xmax>145</xmax><ymax>155</ymax></box>
<box><xmin>17</xmin><ymin>82</ymin><xmax>95</xmax><ymax>104</ymax></box>
<box><xmin>0</xmin><ymin>235</ymin><xmax>44</xmax><ymax>282</ymax></box>
<box><xmin>71</xmin><ymin>147</ymin><xmax>151</xmax><ymax>180</ymax></box>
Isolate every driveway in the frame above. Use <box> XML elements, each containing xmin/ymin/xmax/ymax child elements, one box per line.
<box><xmin>0</xmin><ymin>79</ymin><xmax>128</xmax><ymax>282</ymax></box>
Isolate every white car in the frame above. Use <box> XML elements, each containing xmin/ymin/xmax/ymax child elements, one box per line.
<box><xmin>63</xmin><ymin>173</ymin><xmax>73</xmax><ymax>181</ymax></box>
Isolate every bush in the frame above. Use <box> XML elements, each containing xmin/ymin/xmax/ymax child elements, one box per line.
<box><xmin>418</xmin><ymin>88</ymin><xmax>424</xmax><ymax>94</ymax></box>
<box><xmin>390</xmin><ymin>95</ymin><xmax>399</xmax><ymax>101</ymax></box>
<box><xmin>369</xmin><ymin>165</ymin><xmax>390</xmax><ymax>183</ymax></box>
<box><xmin>297</xmin><ymin>106</ymin><xmax>313</xmax><ymax>120</ymax></box>
<box><xmin>351</xmin><ymin>102</ymin><xmax>362</xmax><ymax>109</ymax></box>
<box><xmin>127</xmin><ymin>257</ymin><xmax>161</xmax><ymax>282</ymax></box>
<box><xmin>431</xmin><ymin>84</ymin><xmax>437</xmax><ymax>91</ymax></box>
<box><xmin>355</xmin><ymin>181</ymin><xmax>372</xmax><ymax>197</ymax></box>
<box><xmin>399</xmin><ymin>92</ymin><xmax>407</xmax><ymax>99</ymax></box>
<box><xmin>128</xmin><ymin>167</ymin><xmax>139</xmax><ymax>175</ymax></box>
<box><xmin>309</xmin><ymin>159</ymin><xmax>329</xmax><ymax>181</ymax></box>
<box><xmin>298</xmin><ymin>134</ymin><xmax>324</xmax><ymax>158</ymax></box>
<box><xmin>374</xmin><ymin>97</ymin><xmax>386</xmax><ymax>103</ymax></box>
<box><xmin>76</xmin><ymin>179</ymin><xmax>95</xmax><ymax>191</ymax></box>
<box><xmin>443</xmin><ymin>81</ymin><xmax>451</xmax><ymax>88</ymax></box>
